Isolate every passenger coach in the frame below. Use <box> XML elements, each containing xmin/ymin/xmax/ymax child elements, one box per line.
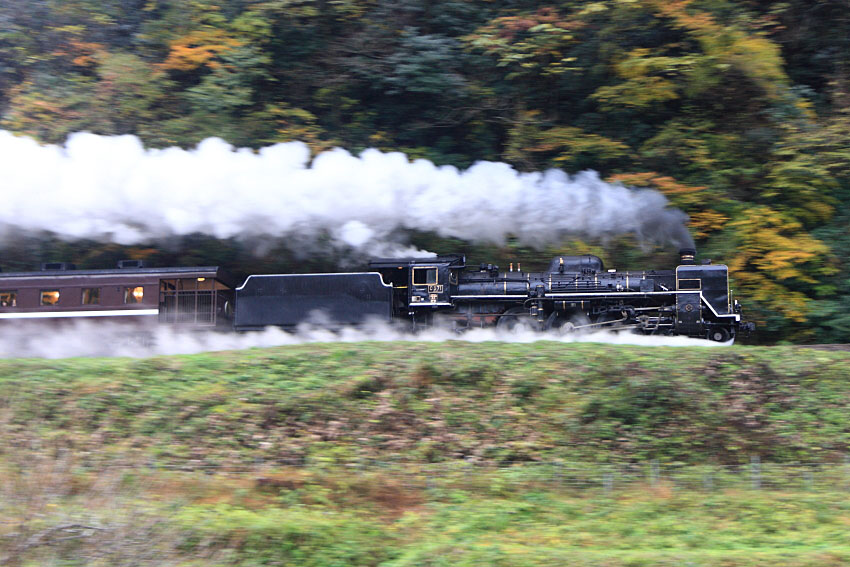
<box><xmin>0</xmin><ymin>261</ymin><xmax>235</xmax><ymax>327</ymax></box>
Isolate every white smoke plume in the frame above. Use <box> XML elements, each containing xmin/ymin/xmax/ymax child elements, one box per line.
<box><xmin>0</xmin><ymin>320</ymin><xmax>726</xmax><ymax>359</ymax></box>
<box><xmin>0</xmin><ymin>131</ymin><xmax>693</xmax><ymax>254</ymax></box>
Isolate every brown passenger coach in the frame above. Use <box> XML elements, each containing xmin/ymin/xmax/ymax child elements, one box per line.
<box><xmin>0</xmin><ymin>261</ymin><xmax>235</xmax><ymax>327</ymax></box>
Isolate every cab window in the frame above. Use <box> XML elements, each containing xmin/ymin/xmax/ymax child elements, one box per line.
<box><xmin>413</xmin><ymin>268</ymin><xmax>437</xmax><ymax>285</ymax></box>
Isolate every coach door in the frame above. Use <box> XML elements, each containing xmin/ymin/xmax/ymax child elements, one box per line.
<box><xmin>159</xmin><ymin>277</ymin><xmax>231</xmax><ymax>325</ymax></box>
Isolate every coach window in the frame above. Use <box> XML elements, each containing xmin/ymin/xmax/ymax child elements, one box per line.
<box><xmin>413</xmin><ymin>267</ymin><xmax>438</xmax><ymax>285</ymax></box>
<box><xmin>0</xmin><ymin>291</ymin><xmax>16</xmax><ymax>307</ymax></box>
<box><xmin>82</xmin><ymin>288</ymin><xmax>100</xmax><ymax>305</ymax></box>
<box><xmin>124</xmin><ymin>286</ymin><xmax>145</xmax><ymax>304</ymax></box>
<box><xmin>40</xmin><ymin>290</ymin><xmax>60</xmax><ymax>306</ymax></box>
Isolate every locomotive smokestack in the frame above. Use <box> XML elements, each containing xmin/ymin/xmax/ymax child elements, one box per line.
<box><xmin>679</xmin><ymin>248</ymin><xmax>696</xmax><ymax>265</ymax></box>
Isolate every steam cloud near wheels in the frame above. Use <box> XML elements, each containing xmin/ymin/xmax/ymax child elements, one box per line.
<box><xmin>0</xmin><ymin>131</ymin><xmax>694</xmax><ymax>255</ymax></box>
<box><xmin>0</xmin><ymin>320</ymin><xmax>723</xmax><ymax>359</ymax></box>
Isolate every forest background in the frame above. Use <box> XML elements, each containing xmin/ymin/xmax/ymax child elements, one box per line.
<box><xmin>0</xmin><ymin>0</ymin><xmax>848</xmax><ymax>343</ymax></box>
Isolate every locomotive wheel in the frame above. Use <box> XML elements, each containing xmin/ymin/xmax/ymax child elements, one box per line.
<box><xmin>544</xmin><ymin>311</ymin><xmax>591</xmax><ymax>334</ymax></box>
<box><xmin>496</xmin><ymin>307</ymin><xmax>535</xmax><ymax>331</ymax></box>
<box><xmin>708</xmin><ymin>327</ymin><xmax>731</xmax><ymax>342</ymax></box>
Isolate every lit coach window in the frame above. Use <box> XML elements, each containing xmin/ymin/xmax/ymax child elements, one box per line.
<box><xmin>82</xmin><ymin>288</ymin><xmax>100</xmax><ymax>305</ymax></box>
<box><xmin>124</xmin><ymin>286</ymin><xmax>144</xmax><ymax>304</ymax></box>
<box><xmin>0</xmin><ymin>290</ymin><xmax>17</xmax><ymax>307</ymax></box>
<box><xmin>40</xmin><ymin>290</ymin><xmax>60</xmax><ymax>306</ymax></box>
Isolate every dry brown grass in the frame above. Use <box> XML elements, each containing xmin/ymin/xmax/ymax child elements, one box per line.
<box><xmin>0</xmin><ymin>450</ymin><xmax>180</xmax><ymax>566</ymax></box>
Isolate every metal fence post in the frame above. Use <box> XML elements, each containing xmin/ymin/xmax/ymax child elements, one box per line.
<box><xmin>702</xmin><ymin>471</ymin><xmax>714</xmax><ymax>492</ymax></box>
<box><xmin>603</xmin><ymin>469</ymin><xmax>614</xmax><ymax>495</ymax></box>
<box><xmin>649</xmin><ymin>460</ymin><xmax>659</xmax><ymax>488</ymax></box>
<box><xmin>750</xmin><ymin>456</ymin><xmax>761</xmax><ymax>490</ymax></box>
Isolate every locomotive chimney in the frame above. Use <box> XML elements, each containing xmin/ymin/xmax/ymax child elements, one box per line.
<box><xmin>679</xmin><ymin>248</ymin><xmax>696</xmax><ymax>265</ymax></box>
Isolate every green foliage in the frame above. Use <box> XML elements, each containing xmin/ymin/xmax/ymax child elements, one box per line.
<box><xmin>591</xmin><ymin>48</ymin><xmax>687</xmax><ymax>110</ymax></box>
<box><xmin>380</xmin><ymin>29</ymin><xmax>467</xmax><ymax>96</ymax></box>
<box><xmin>175</xmin><ymin>504</ymin><xmax>392</xmax><ymax>566</ymax></box>
<box><xmin>463</xmin><ymin>7</ymin><xmax>579</xmax><ymax>80</ymax></box>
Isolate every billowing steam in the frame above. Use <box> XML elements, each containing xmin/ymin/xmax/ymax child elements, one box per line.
<box><xmin>0</xmin><ymin>131</ymin><xmax>694</xmax><ymax>254</ymax></box>
<box><xmin>0</xmin><ymin>320</ymin><xmax>724</xmax><ymax>359</ymax></box>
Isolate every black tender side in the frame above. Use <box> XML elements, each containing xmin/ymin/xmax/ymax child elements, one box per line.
<box><xmin>234</xmin><ymin>273</ymin><xmax>393</xmax><ymax>330</ymax></box>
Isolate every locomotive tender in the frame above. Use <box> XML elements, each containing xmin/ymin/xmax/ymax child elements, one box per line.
<box><xmin>235</xmin><ymin>248</ymin><xmax>754</xmax><ymax>342</ymax></box>
<box><xmin>0</xmin><ymin>249</ymin><xmax>752</xmax><ymax>342</ymax></box>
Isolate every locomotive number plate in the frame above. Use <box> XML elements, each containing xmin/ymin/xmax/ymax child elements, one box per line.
<box><xmin>428</xmin><ymin>284</ymin><xmax>443</xmax><ymax>293</ymax></box>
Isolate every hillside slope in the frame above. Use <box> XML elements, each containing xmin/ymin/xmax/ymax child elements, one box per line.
<box><xmin>2</xmin><ymin>341</ymin><xmax>848</xmax><ymax>466</ymax></box>
<box><xmin>4</xmin><ymin>341</ymin><xmax>850</xmax><ymax>566</ymax></box>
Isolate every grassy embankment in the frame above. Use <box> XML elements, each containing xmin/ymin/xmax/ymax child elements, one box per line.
<box><xmin>2</xmin><ymin>342</ymin><xmax>850</xmax><ymax>566</ymax></box>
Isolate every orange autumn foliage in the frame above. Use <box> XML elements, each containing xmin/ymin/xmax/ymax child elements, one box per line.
<box><xmin>728</xmin><ymin>206</ymin><xmax>834</xmax><ymax>322</ymax></box>
<box><xmin>607</xmin><ymin>172</ymin><xmax>727</xmax><ymax>239</ymax></box>
<box><xmin>160</xmin><ymin>29</ymin><xmax>241</xmax><ymax>72</ymax></box>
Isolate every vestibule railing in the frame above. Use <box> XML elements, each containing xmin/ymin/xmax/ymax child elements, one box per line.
<box><xmin>158</xmin><ymin>290</ymin><xmax>218</xmax><ymax>325</ymax></box>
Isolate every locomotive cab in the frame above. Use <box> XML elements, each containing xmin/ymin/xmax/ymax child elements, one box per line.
<box><xmin>409</xmin><ymin>264</ymin><xmax>453</xmax><ymax>306</ymax></box>
<box><xmin>369</xmin><ymin>255</ymin><xmax>465</xmax><ymax>322</ymax></box>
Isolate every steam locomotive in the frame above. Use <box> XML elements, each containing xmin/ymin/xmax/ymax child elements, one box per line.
<box><xmin>0</xmin><ymin>249</ymin><xmax>754</xmax><ymax>342</ymax></box>
<box><xmin>235</xmin><ymin>248</ymin><xmax>754</xmax><ymax>342</ymax></box>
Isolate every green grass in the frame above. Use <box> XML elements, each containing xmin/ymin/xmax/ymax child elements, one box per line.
<box><xmin>1</xmin><ymin>342</ymin><xmax>849</xmax><ymax>465</ymax></box>
<box><xmin>174</xmin><ymin>487</ymin><xmax>850</xmax><ymax>567</ymax></box>
<box><xmin>2</xmin><ymin>341</ymin><xmax>850</xmax><ymax>565</ymax></box>
<box><xmin>3</xmin><ymin>460</ymin><xmax>850</xmax><ymax>566</ymax></box>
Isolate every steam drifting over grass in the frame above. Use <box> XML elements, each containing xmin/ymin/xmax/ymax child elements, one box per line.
<box><xmin>0</xmin><ymin>320</ymin><xmax>723</xmax><ymax>359</ymax></box>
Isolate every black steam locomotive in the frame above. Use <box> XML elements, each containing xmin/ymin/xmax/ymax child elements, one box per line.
<box><xmin>235</xmin><ymin>248</ymin><xmax>754</xmax><ymax>342</ymax></box>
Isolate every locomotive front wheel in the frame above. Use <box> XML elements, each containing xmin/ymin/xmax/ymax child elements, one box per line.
<box><xmin>708</xmin><ymin>327</ymin><xmax>731</xmax><ymax>342</ymax></box>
